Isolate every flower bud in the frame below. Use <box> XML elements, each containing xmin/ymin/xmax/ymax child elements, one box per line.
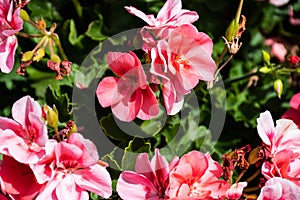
<box><xmin>50</xmin><ymin>54</ymin><xmax>61</xmax><ymax>63</ymax></box>
<box><xmin>225</xmin><ymin>19</ymin><xmax>239</xmax><ymax>41</ymax></box>
<box><xmin>33</xmin><ymin>49</ymin><xmax>45</xmax><ymax>62</ymax></box>
<box><xmin>20</xmin><ymin>9</ymin><xmax>30</xmax><ymax>22</ymax></box>
<box><xmin>289</xmin><ymin>55</ymin><xmax>300</xmax><ymax>65</ymax></box>
<box><xmin>35</xmin><ymin>18</ymin><xmax>47</xmax><ymax>30</ymax></box>
<box><xmin>259</xmin><ymin>66</ymin><xmax>271</xmax><ymax>74</ymax></box>
<box><xmin>248</xmin><ymin>146</ymin><xmax>261</xmax><ymax>165</ymax></box>
<box><xmin>21</xmin><ymin>51</ymin><xmax>34</xmax><ymax>62</ymax></box>
<box><xmin>274</xmin><ymin>79</ymin><xmax>283</xmax><ymax>98</ymax></box>
<box><xmin>42</xmin><ymin>105</ymin><xmax>59</xmax><ymax>128</ymax></box>
<box><xmin>262</xmin><ymin>50</ymin><xmax>271</xmax><ymax>65</ymax></box>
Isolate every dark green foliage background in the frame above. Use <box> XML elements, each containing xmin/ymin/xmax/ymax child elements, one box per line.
<box><xmin>1</xmin><ymin>0</ymin><xmax>300</xmax><ymax>198</ymax></box>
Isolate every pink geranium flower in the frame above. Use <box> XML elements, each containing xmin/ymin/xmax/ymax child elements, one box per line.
<box><xmin>257</xmin><ymin>111</ymin><xmax>300</xmax><ymax>185</ymax></box>
<box><xmin>0</xmin><ymin>155</ymin><xmax>43</xmax><ymax>200</ymax></box>
<box><xmin>0</xmin><ymin>96</ymin><xmax>48</xmax><ymax>164</ymax></box>
<box><xmin>117</xmin><ymin>148</ymin><xmax>179</xmax><ymax>200</ymax></box>
<box><xmin>257</xmin><ymin>177</ymin><xmax>300</xmax><ymax>200</ymax></box>
<box><xmin>151</xmin><ymin>24</ymin><xmax>215</xmax><ymax>114</ymax></box>
<box><xmin>168</xmin><ymin>151</ymin><xmax>230</xmax><ymax>199</ymax></box>
<box><xmin>0</xmin><ymin>0</ymin><xmax>23</xmax><ymax>73</ymax></box>
<box><xmin>96</xmin><ymin>51</ymin><xmax>159</xmax><ymax>121</ymax></box>
<box><xmin>34</xmin><ymin>133</ymin><xmax>112</xmax><ymax>200</ymax></box>
<box><xmin>265</xmin><ymin>38</ymin><xmax>287</xmax><ymax>62</ymax></box>
<box><xmin>282</xmin><ymin>92</ymin><xmax>300</xmax><ymax>128</ymax></box>
<box><xmin>125</xmin><ymin>0</ymin><xmax>198</xmax><ymax>49</ymax></box>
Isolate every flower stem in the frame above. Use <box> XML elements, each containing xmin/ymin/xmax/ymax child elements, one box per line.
<box><xmin>224</xmin><ymin>71</ymin><xmax>260</xmax><ymax>85</ymax></box>
<box><xmin>245</xmin><ymin>168</ymin><xmax>261</xmax><ymax>183</ymax></box>
<box><xmin>51</xmin><ymin>36</ymin><xmax>68</xmax><ymax>60</ymax></box>
<box><xmin>17</xmin><ymin>32</ymin><xmax>43</xmax><ymax>38</ymax></box>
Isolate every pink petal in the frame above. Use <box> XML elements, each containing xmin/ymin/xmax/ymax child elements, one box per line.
<box><xmin>55</xmin><ymin>175</ymin><xmax>85</xmax><ymax>200</ymax></box>
<box><xmin>0</xmin><ymin>116</ymin><xmax>23</xmax><ymax>136</ymax></box>
<box><xmin>151</xmin><ymin>148</ymin><xmax>170</xmax><ymax>188</ymax></box>
<box><xmin>74</xmin><ymin>165</ymin><xmax>112</xmax><ymax>198</ymax></box>
<box><xmin>0</xmin><ymin>155</ymin><xmax>42</xmax><ymax>199</ymax></box>
<box><xmin>257</xmin><ymin>111</ymin><xmax>274</xmax><ymax>146</ymax></box>
<box><xmin>27</xmin><ymin>112</ymin><xmax>48</xmax><ymax>146</ymax></box>
<box><xmin>162</xmin><ymin>81</ymin><xmax>184</xmax><ymax>115</ymax></box>
<box><xmin>137</xmin><ymin>86</ymin><xmax>159</xmax><ymax>120</ymax></box>
<box><xmin>290</xmin><ymin>93</ymin><xmax>300</xmax><ymax>111</ymax></box>
<box><xmin>0</xmin><ymin>35</ymin><xmax>17</xmax><ymax>73</ymax></box>
<box><xmin>106</xmin><ymin>52</ymin><xmax>141</xmax><ymax>76</ymax></box>
<box><xmin>168</xmin><ymin>9</ymin><xmax>199</xmax><ymax>26</ymax></box>
<box><xmin>11</xmin><ymin>95</ymin><xmax>42</xmax><ymax>129</ymax></box>
<box><xmin>124</xmin><ymin>6</ymin><xmax>156</xmax><ymax>26</ymax></box>
<box><xmin>111</xmin><ymin>89</ymin><xmax>142</xmax><ymax>122</ymax></box>
<box><xmin>156</xmin><ymin>0</ymin><xmax>181</xmax><ymax>23</ymax></box>
<box><xmin>135</xmin><ymin>152</ymin><xmax>156</xmax><ymax>182</ymax></box>
<box><xmin>117</xmin><ymin>171</ymin><xmax>157</xmax><ymax>200</ymax></box>
<box><xmin>282</xmin><ymin>108</ymin><xmax>300</xmax><ymax>128</ymax></box>
<box><xmin>55</xmin><ymin>142</ymin><xmax>83</xmax><ymax>166</ymax></box>
<box><xmin>96</xmin><ymin>77</ymin><xmax>119</xmax><ymax>107</ymax></box>
<box><xmin>67</xmin><ymin>133</ymin><xmax>99</xmax><ymax>168</ymax></box>
<box><xmin>258</xmin><ymin>177</ymin><xmax>300</xmax><ymax>200</ymax></box>
<box><xmin>35</xmin><ymin>174</ymin><xmax>62</xmax><ymax>200</ymax></box>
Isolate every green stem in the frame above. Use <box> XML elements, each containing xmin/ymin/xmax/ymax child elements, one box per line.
<box><xmin>51</xmin><ymin>36</ymin><xmax>68</xmax><ymax>60</ymax></box>
<box><xmin>224</xmin><ymin>71</ymin><xmax>260</xmax><ymax>85</ymax></box>
<box><xmin>235</xmin><ymin>0</ymin><xmax>244</xmax><ymax>23</ymax></box>
<box><xmin>216</xmin><ymin>46</ymin><xmax>228</xmax><ymax>68</ymax></box>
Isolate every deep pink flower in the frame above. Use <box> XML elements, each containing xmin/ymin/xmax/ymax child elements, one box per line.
<box><xmin>0</xmin><ymin>96</ymin><xmax>48</xmax><ymax>164</ymax></box>
<box><xmin>257</xmin><ymin>177</ymin><xmax>300</xmax><ymax>200</ymax></box>
<box><xmin>117</xmin><ymin>148</ymin><xmax>179</xmax><ymax>200</ymax></box>
<box><xmin>0</xmin><ymin>155</ymin><xmax>43</xmax><ymax>200</ymax></box>
<box><xmin>0</xmin><ymin>0</ymin><xmax>23</xmax><ymax>73</ymax></box>
<box><xmin>150</xmin><ymin>24</ymin><xmax>215</xmax><ymax>114</ymax></box>
<box><xmin>96</xmin><ymin>51</ymin><xmax>159</xmax><ymax>121</ymax></box>
<box><xmin>282</xmin><ymin>93</ymin><xmax>300</xmax><ymax>128</ymax></box>
<box><xmin>226</xmin><ymin>182</ymin><xmax>247</xmax><ymax>200</ymax></box>
<box><xmin>168</xmin><ymin>151</ymin><xmax>230</xmax><ymax>199</ymax></box>
<box><xmin>34</xmin><ymin>133</ymin><xmax>112</xmax><ymax>200</ymax></box>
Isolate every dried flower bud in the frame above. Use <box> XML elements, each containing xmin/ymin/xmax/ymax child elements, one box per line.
<box><xmin>35</xmin><ymin>18</ymin><xmax>47</xmax><ymax>30</ymax></box>
<box><xmin>274</xmin><ymin>79</ymin><xmax>283</xmax><ymax>98</ymax></box>
<box><xmin>61</xmin><ymin>60</ymin><xmax>72</xmax><ymax>76</ymax></box>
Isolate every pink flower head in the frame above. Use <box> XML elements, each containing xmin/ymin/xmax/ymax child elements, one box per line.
<box><xmin>0</xmin><ymin>0</ymin><xmax>23</xmax><ymax>73</ymax></box>
<box><xmin>282</xmin><ymin>93</ymin><xmax>300</xmax><ymax>128</ymax></box>
<box><xmin>168</xmin><ymin>151</ymin><xmax>230</xmax><ymax>199</ymax></box>
<box><xmin>226</xmin><ymin>182</ymin><xmax>247</xmax><ymax>200</ymax></box>
<box><xmin>0</xmin><ymin>155</ymin><xmax>43</xmax><ymax>200</ymax></box>
<box><xmin>257</xmin><ymin>177</ymin><xmax>300</xmax><ymax>200</ymax></box>
<box><xmin>125</xmin><ymin>0</ymin><xmax>199</xmax><ymax>49</ymax></box>
<box><xmin>117</xmin><ymin>148</ymin><xmax>179</xmax><ymax>200</ymax></box>
<box><xmin>265</xmin><ymin>38</ymin><xmax>287</xmax><ymax>62</ymax></box>
<box><xmin>96</xmin><ymin>51</ymin><xmax>159</xmax><ymax>121</ymax></box>
<box><xmin>0</xmin><ymin>96</ymin><xmax>48</xmax><ymax>164</ymax></box>
<box><xmin>151</xmin><ymin>24</ymin><xmax>215</xmax><ymax>114</ymax></box>
<box><xmin>34</xmin><ymin>133</ymin><xmax>112</xmax><ymax>200</ymax></box>
<box><xmin>125</xmin><ymin>0</ymin><xmax>198</xmax><ymax>29</ymax></box>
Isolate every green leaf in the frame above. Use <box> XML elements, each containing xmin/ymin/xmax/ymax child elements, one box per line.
<box><xmin>85</xmin><ymin>15</ymin><xmax>107</xmax><ymax>41</ymax></box>
<box><xmin>45</xmin><ymin>86</ymin><xmax>72</xmax><ymax>122</ymax></box>
<box><xmin>68</xmin><ymin>19</ymin><xmax>85</xmax><ymax>47</ymax></box>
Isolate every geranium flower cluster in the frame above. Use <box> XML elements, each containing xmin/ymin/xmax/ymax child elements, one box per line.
<box><xmin>0</xmin><ymin>96</ymin><xmax>112</xmax><ymax>200</ymax></box>
<box><xmin>255</xmin><ymin>109</ymin><xmax>300</xmax><ymax>199</ymax></box>
<box><xmin>96</xmin><ymin>0</ymin><xmax>216</xmax><ymax>121</ymax></box>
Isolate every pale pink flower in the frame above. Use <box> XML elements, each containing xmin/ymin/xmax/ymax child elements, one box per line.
<box><xmin>257</xmin><ymin>111</ymin><xmax>300</xmax><ymax>185</ymax></box>
<box><xmin>0</xmin><ymin>0</ymin><xmax>23</xmax><ymax>73</ymax></box>
<box><xmin>257</xmin><ymin>177</ymin><xmax>300</xmax><ymax>200</ymax></box>
<box><xmin>257</xmin><ymin>110</ymin><xmax>300</xmax><ymax>155</ymax></box>
<box><xmin>34</xmin><ymin>133</ymin><xmax>112</xmax><ymax>200</ymax></box>
<box><xmin>168</xmin><ymin>151</ymin><xmax>230</xmax><ymax>199</ymax></box>
<box><xmin>0</xmin><ymin>95</ymin><xmax>48</xmax><ymax>164</ymax></box>
<box><xmin>265</xmin><ymin>38</ymin><xmax>287</xmax><ymax>62</ymax></box>
<box><xmin>282</xmin><ymin>93</ymin><xmax>300</xmax><ymax>128</ymax></box>
<box><xmin>125</xmin><ymin>0</ymin><xmax>198</xmax><ymax>28</ymax></box>
<box><xmin>226</xmin><ymin>182</ymin><xmax>247</xmax><ymax>200</ymax></box>
<box><xmin>0</xmin><ymin>155</ymin><xmax>43</xmax><ymax>200</ymax></box>
<box><xmin>96</xmin><ymin>51</ymin><xmax>159</xmax><ymax>121</ymax></box>
<box><xmin>269</xmin><ymin>0</ymin><xmax>289</xmax><ymax>7</ymax></box>
<box><xmin>117</xmin><ymin>148</ymin><xmax>179</xmax><ymax>200</ymax></box>
<box><xmin>125</xmin><ymin>0</ymin><xmax>198</xmax><ymax>49</ymax></box>
<box><xmin>151</xmin><ymin>24</ymin><xmax>215</xmax><ymax>114</ymax></box>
